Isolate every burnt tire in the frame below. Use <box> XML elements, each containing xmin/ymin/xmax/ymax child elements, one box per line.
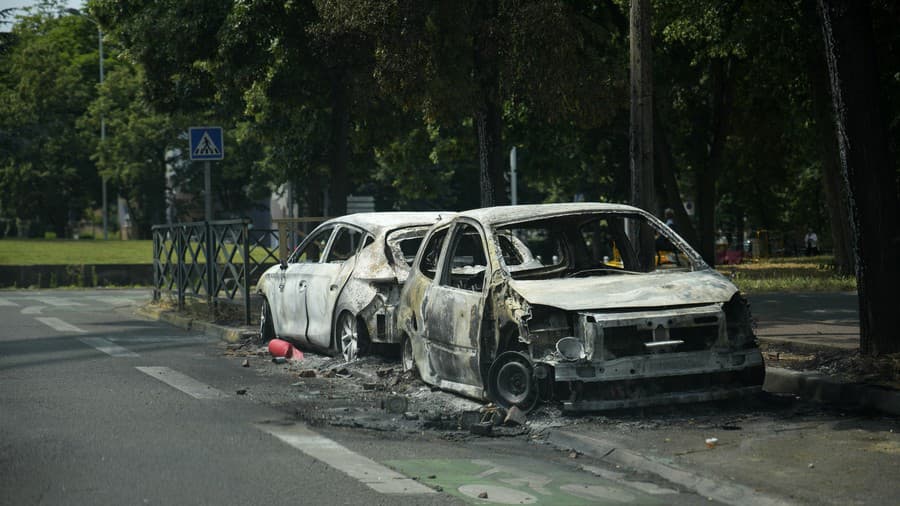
<box><xmin>487</xmin><ymin>351</ymin><xmax>539</xmax><ymax>412</ymax></box>
<box><xmin>259</xmin><ymin>298</ymin><xmax>275</xmax><ymax>342</ymax></box>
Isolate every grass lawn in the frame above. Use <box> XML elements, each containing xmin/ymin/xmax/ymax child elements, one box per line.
<box><xmin>0</xmin><ymin>239</ymin><xmax>154</xmax><ymax>265</ymax></box>
<box><xmin>717</xmin><ymin>255</ymin><xmax>856</xmax><ymax>293</ymax></box>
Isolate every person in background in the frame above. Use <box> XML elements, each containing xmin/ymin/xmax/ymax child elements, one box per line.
<box><xmin>804</xmin><ymin>228</ymin><xmax>819</xmax><ymax>256</ymax></box>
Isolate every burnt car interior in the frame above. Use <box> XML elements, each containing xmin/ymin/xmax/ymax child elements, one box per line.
<box><xmin>445</xmin><ymin>224</ymin><xmax>488</xmax><ymax>291</ymax></box>
<box><xmin>495</xmin><ymin>212</ymin><xmax>694</xmax><ymax>279</ymax></box>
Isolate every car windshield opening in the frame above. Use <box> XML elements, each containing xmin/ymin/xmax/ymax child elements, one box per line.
<box><xmin>494</xmin><ymin>212</ymin><xmax>697</xmax><ymax>279</ymax></box>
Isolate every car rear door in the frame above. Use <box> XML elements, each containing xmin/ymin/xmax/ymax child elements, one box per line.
<box><xmin>274</xmin><ymin>225</ymin><xmax>335</xmax><ymax>340</ymax></box>
<box><xmin>303</xmin><ymin>225</ymin><xmax>365</xmax><ymax>348</ymax></box>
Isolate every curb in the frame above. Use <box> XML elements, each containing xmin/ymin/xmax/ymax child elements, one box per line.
<box><xmin>135</xmin><ymin>306</ymin><xmax>254</xmax><ymax>343</ymax></box>
<box><xmin>545</xmin><ymin>430</ymin><xmax>790</xmax><ymax>506</ymax></box>
<box><xmin>764</xmin><ymin>367</ymin><xmax>900</xmax><ymax>416</ymax></box>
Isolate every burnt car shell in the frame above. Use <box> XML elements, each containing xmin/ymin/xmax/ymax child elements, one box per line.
<box><xmin>398</xmin><ymin>203</ymin><xmax>764</xmax><ymax>412</ymax></box>
<box><xmin>257</xmin><ymin>212</ymin><xmax>446</xmax><ymax>360</ymax></box>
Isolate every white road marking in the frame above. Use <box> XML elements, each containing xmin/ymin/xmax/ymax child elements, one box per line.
<box><xmin>21</xmin><ymin>306</ymin><xmax>45</xmax><ymax>315</ymax></box>
<box><xmin>257</xmin><ymin>423</ymin><xmax>435</xmax><ymax>495</ymax></box>
<box><xmin>89</xmin><ymin>296</ymin><xmax>140</xmax><ymax>307</ymax></box>
<box><xmin>110</xmin><ymin>336</ymin><xmax>210</xmax><ymax>344</ymax></box>
<box><xmin>36</xmin><ymin>317</ymin><xmax>86</xmax><ymax>333</ymax></box>
<box><xmin>79</xmin><ymin>337</ymin><xmax>139</xmax><ymax>358</ymax></box>
<box><xmin>30</xmin><ymin>297</ymin><xmax>84</xmax><ymax>307</ymax></box>
<box><xmin>136</xmin><ymin>367</ymin><xmax>228</xmax><ymax>400</ymax></box>
<box><xmin>0</xmin><ymin>298</ymin><xmax>19</xmax><ymax>307</ymax></box>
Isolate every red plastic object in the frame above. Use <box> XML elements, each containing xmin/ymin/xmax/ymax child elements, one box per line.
<box><xmin>268</xmin><ymin>339</ymin><xmax>304</xmax><ymax>360</ymax></box>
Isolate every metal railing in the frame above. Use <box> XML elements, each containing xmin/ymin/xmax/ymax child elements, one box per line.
<box><xmin>152</xmin><ymin>219</ymin><xmax>279</xmax><ymax>324</ymax></box>
<box><xmin>272</xmin><ymin>217</ymin><xmax>330</xmax><ymax>261</ymax></box>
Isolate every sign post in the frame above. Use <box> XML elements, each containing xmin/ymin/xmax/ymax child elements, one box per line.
<box><xmin>189</xmin><ymin>127</ymin><xmax>224</xmax><ymax>222</ymax></box>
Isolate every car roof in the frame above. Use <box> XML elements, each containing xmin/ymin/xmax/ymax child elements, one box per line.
<box><xmin>328</xmin><ymin>212</ymin><xmax>451</xmax><ymax>234</ymax></box>
<box><xmin>457</xmin><ymin>203</ymin><xmax>645</xmax><ymax>225</ymax></box>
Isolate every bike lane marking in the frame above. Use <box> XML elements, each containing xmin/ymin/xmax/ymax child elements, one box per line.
<box><xmin>79</xmin><ymin>337</ymin><xmax>140</xmax><ymax>358</ymax></box>
<box><xmin>256</xmin><ymin>422</ymin><xmax>435</xmax><ymax>495</ymax></box>
<box><xmin>385</xmin><ymin>458</ymin><xmax>674</xmax><ymax>505</ymax></box>
<box><xmin>136</xmin><ymin>366</ymin><xmax>228</xmax><ymax>400</ymax></box>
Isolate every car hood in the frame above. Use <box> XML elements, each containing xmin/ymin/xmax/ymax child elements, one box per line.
<box><xmin>507</xmin><ymin>269</ymin><xmax>737</xmax><ymax>311</ymax></box>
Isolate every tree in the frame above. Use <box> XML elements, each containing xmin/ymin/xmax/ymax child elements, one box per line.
<box><xmin>818</xmin><ymin>0</ymin><xmax>900</xmax><ymax>355</ymax></box>
<box><xmin>0</xmin><ymin>6</ymin><xmax>99</xmax><ymax>237</ymax></box>
<box><xmin>346</xmin><ymin>0</ymin><xmax>623</xmax><ymax>208</ymax></box>
<box><xmin>79</xmin><ymin>64</ymin><xmax>176</xmax><ymax>237</ymax></box>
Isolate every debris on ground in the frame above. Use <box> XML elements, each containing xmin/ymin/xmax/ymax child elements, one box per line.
<box><xmin>761</xmin><ymin>342</ymin><xmax>900</xmax><ymax>389</ymax></box>
<box><xmin>504</xmin><ymin>406</ymin><xmax>527</xmax><ymax>426</ymax></box>
<box><xmin>382</xmin><ymin>395</ymin><xmax>408</xmax><ymax>414</ymax></box>
<box><xmin>241</xmin><ymin>359</ymin><xmax>250</xmax><ymax>368</ymax></box>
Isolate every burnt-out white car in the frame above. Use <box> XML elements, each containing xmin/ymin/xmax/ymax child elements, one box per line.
<box><xmin>257</xmin><ymin>212</ymin><xmax>446</xmax><ymax>361</ymax></box>
<box><xmin>397</xmin><ymin>203</ymin><xmax>764</xmax><ymax>412</ymax></box>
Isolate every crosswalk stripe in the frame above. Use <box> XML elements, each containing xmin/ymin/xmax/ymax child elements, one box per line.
<box><xmin>88</xmin><ymin>296</ymin><xmax>140</xmax><ymax>306</ymax></box>
<box><xmin>79</xmin><ymin>337</ymin><xmax>140</xmax><ymax>358</ymax></box>
<box><xmin>136</xmin><ymin>367</ymin><xmax>228</xmax><ymax>400</ymax></box>
<box><xmin>30</xmin><ymin>297</ymin><xmax>84</xmax><ymax>307</ymax></box>
<box><xmin>36</xmin><ymin>317</ymin><xmax>86</xmax><ymax>333</ymax></box>
<box><xmin>0</xmin><ymin>298</ymin><xmax>19</xmax><ymax>307</ymax></box>
<box><xmin>257</xmin><ymin>423</ymin><xmax>435</xmax><ymax>495</ymax></box>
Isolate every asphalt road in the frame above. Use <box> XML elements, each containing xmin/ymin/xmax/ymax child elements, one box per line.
<box><xmin>748</xmin><ymin>291</ymin><xmax>859</xmax><ymax>348</ymax></box>
<box><xmin>1</xmin><ymin>289</ymin><xmax>710</xmax><ymax>506</ymax></box>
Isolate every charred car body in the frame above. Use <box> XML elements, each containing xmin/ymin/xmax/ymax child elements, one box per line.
<box><xmin>257</xmin><ymin>212</ymin><xmax>445</xmax><ymax>361</ymax></box>
<box><xmin>398</xmin><ymin>203</ymin><xmax>764</xmax><ymax>412</ymax></box>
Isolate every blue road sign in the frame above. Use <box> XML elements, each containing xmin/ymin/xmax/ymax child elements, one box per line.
<box><xmin>189</xmin><ymin>127</ymin><xmax>224</xmax><ymax>161</ymax></box>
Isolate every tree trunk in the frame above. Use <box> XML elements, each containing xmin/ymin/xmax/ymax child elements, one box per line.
<box><xmin>472</xmin><ymin>0</ymin><xmax>505</xmax><ymax>208</ymax></box>
<box><xmin>695</xmin><ymin>58</ymin><xmax>733</xmax><ymax>266</ymax></box>
<box><xmin>653</xmin><ymin>109</ymin><xmax>701</xmax><ymax>250</ymax></box>
<box><xmin>629</xmin><ymin>0</ymin><xmax>656</xmax><ymax>268</ymax></box>
<box><xmin>801</xmin><ymin>0</ymin><xmax>854</xmax><ymax>275</ymax></box>
<box><xmin>818</xmin><ymin>0</ymin><xmax>900</xmax><ymax>355</ymax></box>
<box><xmin>328</xmin><ymin>74</ymin><xmax>350</xmax><ymax>217</ymax></box>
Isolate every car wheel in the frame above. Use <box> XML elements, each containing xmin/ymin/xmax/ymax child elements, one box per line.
<box><xmin>337</xmin><ymin>312</ymin><xmax>360</xmax><ymax>362</ymax></box>
<box><xmin>259</xmin><ymin>298</ymin><xmax>275</xmax><ymax>342</ymax></box>
<box><xmin>401</xmin><ymin>335</ymin><xmax>416</xmax><ymax>374</ymax></box>
<box><xmin>487</xmin><ymin>351</ymin><xmax>539</xmax><ymax>412</ymax></box>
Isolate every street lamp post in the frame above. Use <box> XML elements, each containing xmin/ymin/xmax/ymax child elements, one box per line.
<box><xmin>66</xmin><ymin>8</ymin><xmax>107</xmax><ymax>240</ymax></box>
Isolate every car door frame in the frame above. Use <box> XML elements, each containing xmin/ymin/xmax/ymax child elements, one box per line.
<box><xmin>421</xmin><ymin>218</ymin><xmax>493</xmax><ymax>392</ymax></box>
<box><xmin>273</xmin><ymin>224</ymin><xmax>337</xmax><ymax>341</ymax></box>
<box><xmin>303</xmin><ymin>223</ymin><xmax>368</xmax><ymax>349</ymax></box>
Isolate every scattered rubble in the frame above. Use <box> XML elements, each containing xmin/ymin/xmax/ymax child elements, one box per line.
<box><xmin>761</xmin><ymin>342</ymin><xmax>900</xmax><ymax>389</ymax></box>
<box><xmin>221</xmin><ymin>335</ymin><xmax>869</xmax><ymax>444</ymax></box>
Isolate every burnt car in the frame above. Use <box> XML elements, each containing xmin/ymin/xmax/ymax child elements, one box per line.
<box><xmin>397</xmin><ymin>203</ymin><xmax>764</xmax><ymax>412</ymax></box>
<box><xmin>257</xmin><ymin>212</ymin><xmax>446</xmax><ymax>361</ymax></box>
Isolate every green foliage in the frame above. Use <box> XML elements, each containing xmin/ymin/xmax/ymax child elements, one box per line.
<box><xmin>0</xmin><ymin>5</ymin><xmax>99</xmax><ymax>236</ymax></box>
<box><xmin>0</xmin><ymin>0</ymin><xmax>894</xmax><ymax>265</ymax></box>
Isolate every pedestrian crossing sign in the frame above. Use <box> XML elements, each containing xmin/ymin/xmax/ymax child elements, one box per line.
<box><xmin>189</xmin><ymin>127</ymin><xmax>224</xmax><ymax>161</ymax></box>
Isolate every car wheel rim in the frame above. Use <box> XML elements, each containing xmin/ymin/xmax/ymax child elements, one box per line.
<box><xmin>340</xmin><ymin>314</ymin><xmax>358</xmax><ymax>362</ymax></box>
<box><xmin>259</xmin><ymin>302</ymin><xmax>267</xmax><ymax>335</ymax></box>
<box><xmin>496</xmin><ymin>361</ymin><xmax>532</xmax><ymax>405</ymax></box>
<box><xmin>488</xmin><ymin>351</ymin><xmax>538</xmax><ymax>411</ymax></box>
